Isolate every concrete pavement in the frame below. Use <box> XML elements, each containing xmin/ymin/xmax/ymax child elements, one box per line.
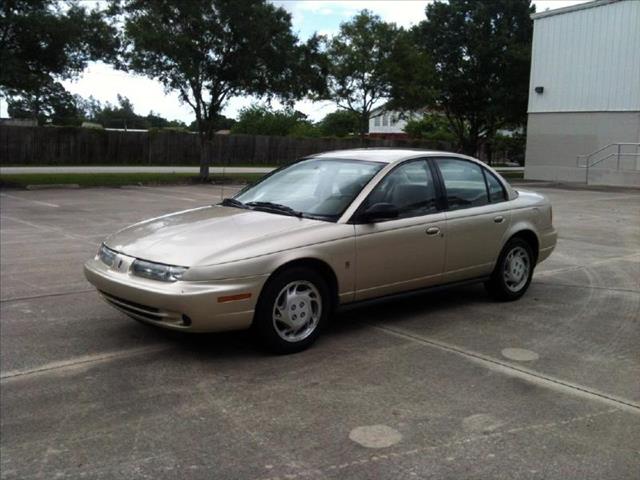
<box><xmin>1</xmin><ymin>183</ymin><xmax>638</xmax><ymax>479</ymax></box>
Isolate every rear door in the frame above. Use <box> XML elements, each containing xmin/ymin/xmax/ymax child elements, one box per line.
<box><xmin>433</xmin><ymin>157</ymin><xmax>512</xmax><ymax>283</ymax></box>
<box><xmin>353</xmin><ymin>159</ymin><xmax>446</xmax><ymax>301</ymax></box>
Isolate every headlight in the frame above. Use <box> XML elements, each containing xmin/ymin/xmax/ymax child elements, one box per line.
<box><xmin>98</xmin><ymin>244</ymin><xmax>116</xmax><ymax>267</ymax></box>
<box><xmin>131</xmin><ymin>259</ymin><xmax>188</xmax><ymax>282</ymax></box>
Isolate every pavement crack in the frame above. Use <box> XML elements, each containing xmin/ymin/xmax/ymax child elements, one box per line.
<box><xmin>370</xmin><ymin>324</ymin><xmax>640</xmax><ymax>414</ymax></box>
<box><xmin>0</xmin><ymin>214</ymin><xmax>98</xmax><ymax>245</ymax></box>
<box><xmin>257</xmin><ymin>408</ymin><xmax>620</xmax><ymax>480</ymax></box>
<box><xmin>533</xmin><ymin>253</ymin><xmax>640</xmax><ymax>278</ymax></box>
<box><xmin>0</xmin><ymin>289</ymin><xmax>95</xmax><ymax>303</ymax></box>
<box><xmin>0</xmin><ymin>345</ymin><xmax>171</xmax><ymax>381</ymax></box>
<box><xmin>534</xmin><ymin>281</ymin><xmax>640</xmax><ymax>294</ymax></box>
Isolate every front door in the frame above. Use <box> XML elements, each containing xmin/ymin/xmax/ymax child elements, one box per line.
<box><xmin>353</xmin><ymin>159</ymin><xmax>446</xmax><ymax>301</ymax></box>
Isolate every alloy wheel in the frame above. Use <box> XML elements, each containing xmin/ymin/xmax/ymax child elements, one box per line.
<box><xmin>503</xmin><ymin>246</ymin><xmax>530</xmax><ymax>293</ymax></box>
<box><xmin>272</xmin><ymin>280</ymin><xmax>322</xmax><ymax>342</ymax></box>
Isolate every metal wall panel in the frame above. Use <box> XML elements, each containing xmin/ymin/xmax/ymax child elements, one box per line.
<box><xmin>528</xmin><ymin>0</ymin><xmax>640</xmax><ymax>113</ymax></box>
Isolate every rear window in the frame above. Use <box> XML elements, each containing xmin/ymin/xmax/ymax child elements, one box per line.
<box><xmin>484</xmin><ymin>170</ymin><xmax>507</xmax><ymax>203</ymax></box>
<box><xmin>437</xmin><ymin>158</ymin><xmax>489</xmax><ymax>210</ymax></box>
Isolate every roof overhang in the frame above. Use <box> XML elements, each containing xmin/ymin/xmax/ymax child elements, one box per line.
<box><xmin>531</xmin><ymin>0</ymin><xmax>620</xmax><ymax>20</ymax></box>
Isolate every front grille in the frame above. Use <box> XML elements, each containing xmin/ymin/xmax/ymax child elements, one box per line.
<box><xmin>99</xmin><ymin>291</ymin><xmax>163</xmax><ymax>322</ymax></box>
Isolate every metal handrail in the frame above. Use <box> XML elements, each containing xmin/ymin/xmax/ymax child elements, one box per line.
<box><xmin>587</xmin><ymin>152</ymin><xmax>640</xmax><ymax>169</ymax></box>
<box><xmin>577</xmin><ymin>142</ymin><xmax>640</xmax><ymax>168</ymax></box>
<box><xmin>576</xmin><ymin>142</ymin><xmax>640</xmax><ymax>183</ymax></box>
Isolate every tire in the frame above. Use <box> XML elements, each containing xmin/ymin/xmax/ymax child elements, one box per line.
<box><xmin>252</xmin><ymin>267</ymin><xmax>330</xmax><ymax>354</ymax></box>
<box><xmin>485</xmin><ymin>237</ymin><xmax>535</xmax><ymax>301</ymax></box>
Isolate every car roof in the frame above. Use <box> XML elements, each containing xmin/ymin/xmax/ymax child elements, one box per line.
<box><xmin>311</xmin><ymin>148</ymin><xmax>518</xmax><ymax>202</ymax></box>
<box><xmin>311</xmin><ymin>148</ymin><xmax>458</xmax><ymax>164</ymax></box>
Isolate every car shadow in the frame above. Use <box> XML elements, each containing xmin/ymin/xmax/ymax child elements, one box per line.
<box><xmin>120</xmin><ymin>283</ymin><xmax>493</xmax><ymax>359</ymax></box>
<box><xmin>327</xmin><ymin>283</ymin><xmax>492</xmax><ymax>336</ymax></box>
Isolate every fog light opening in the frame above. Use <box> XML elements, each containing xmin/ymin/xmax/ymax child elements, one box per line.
<box><xmin>181</xmin><ymin>314</ymin><xmax>192</xmax><ymax>327</ymax></box>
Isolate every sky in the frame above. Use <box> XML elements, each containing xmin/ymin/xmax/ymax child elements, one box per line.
<box><xmin>1</xmin><ymin>0</ymin><xmax>589</xmax><ymax>122</ymax></box>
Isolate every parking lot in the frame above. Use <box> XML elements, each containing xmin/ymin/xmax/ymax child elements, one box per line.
<box><xmin>1</xmin><ymin>182</ymin><xmax>639</xmax><ymax>479</ymax></box>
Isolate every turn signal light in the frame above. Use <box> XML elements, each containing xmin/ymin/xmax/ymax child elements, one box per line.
<box><xmin>218</xmin><ymin>293</ymin><xmax>252</xmax><ymax>303</ymax></box>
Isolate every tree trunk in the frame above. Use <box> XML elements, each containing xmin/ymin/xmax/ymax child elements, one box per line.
<box><xmin>485</xmin><ymin>138</ymin><xmax>493</xmax><ymax>166</ymax></box>
<box><xmin>462</xmin><ymin>136</ymin><xmax>478</xmax><ymax>157</ymax></box>
<box><xmin>359</xmin><ymin>112</ymin><xmax>368</xmax><ymax>143</ymax></box>
<box><xmin>198</xmin><ymin>133</ymin><xmax>209</xmax><ymax>179</ymax></box>
<box><xmin>463</xmin><ymin>122</ymin><xmax>480</xmax><ymax>157</ymax></box>
<box><xmin>485</xmin><ymin>124</ymin><xmax>496</xmax><ymax>166</ymax></box>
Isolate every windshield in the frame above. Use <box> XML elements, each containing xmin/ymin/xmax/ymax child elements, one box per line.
<box><xmin>234</xmin><ymin>158</ymin><xmax>384</xmax><ymax>221</ymax></box>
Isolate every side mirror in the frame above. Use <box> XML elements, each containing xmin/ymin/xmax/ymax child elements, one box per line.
<box><xmin>358</xmin><ymin>202</ymin><xmax>399</xmax><ymax>223</ymax></box>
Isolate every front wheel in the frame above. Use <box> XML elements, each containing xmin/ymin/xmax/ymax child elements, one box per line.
<box><xmin>252</xmin><ymin>267</ymin><xmax>329</xmax><ymax>354</ymax></box>
<box><xmin>485</xmin><ymin>238</ymin><xmax>535</xmax><ymax>301</ymax></box>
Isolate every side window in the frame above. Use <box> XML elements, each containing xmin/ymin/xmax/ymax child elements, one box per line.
<box><xmin>362</xmin><ymin>160</ymin><xmax>438</xmax><ymax>219</ymax></box>
<box><xmin>484</xmin><ymin>170</ymin><xmax>507</xmax><ymax>203</ymax></box>
<box><xmin>437</xmin><ymin>158</ymin><xmax>489</xmax><ymax>210</ymax></box>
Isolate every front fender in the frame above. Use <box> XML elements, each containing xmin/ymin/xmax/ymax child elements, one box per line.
<box><xmin>183</xmin><ymin>232</ymin><xmax>356</xmax><ymax>302</ymax></box>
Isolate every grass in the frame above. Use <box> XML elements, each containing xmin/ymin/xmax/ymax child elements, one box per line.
<box><xmin>0</xmin><ymin>172</ymin><xmax>266</xmax><ymax>188</ymax></box>
<box><xmin>500</xmin><ymin>171</ymin><xmax>524</xmax><ymax>179</ymax></box>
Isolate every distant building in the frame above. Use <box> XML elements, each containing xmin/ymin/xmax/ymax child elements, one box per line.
<box><xmin>368</xmin><ymin>106</ymin><xmax>422</xmax><ymax>139</ymax></box>
<box><xmin>525</xmin><ymin>0</ymin><xmax>640</xmax><ymax>186</ymax></box>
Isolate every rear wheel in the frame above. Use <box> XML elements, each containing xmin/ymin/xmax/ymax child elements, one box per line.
<box><xmin>252</xmin><ymin>267</ymin><xmax>329</xmax><ymax>354</ymax></box>
<box><xmin>485</xmin><ymin>237</ymin><xmax>534</xmax><ymax>301</ymax></box>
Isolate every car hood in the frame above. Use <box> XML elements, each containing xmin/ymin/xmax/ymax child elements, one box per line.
<box><xmin>104</xmin><ymin>205</ymin><xmax>322</xmax><ymax>267</ymax></box>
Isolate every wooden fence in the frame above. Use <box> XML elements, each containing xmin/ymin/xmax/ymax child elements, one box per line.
<box><xmin>0</xmin><ymin>126</ymin><xmax>452</xmax><ymax>166</ymax></box>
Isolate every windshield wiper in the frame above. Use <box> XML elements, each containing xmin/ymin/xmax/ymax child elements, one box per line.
<box><xmin>220</xmin><ymin>197</ymin><xmax>248</xmax><ymax>209</ymax></box>
<box><xmin>245</xmin><ymin>201</ymin><xmax>303</xmax><ymax>217</ymax></box>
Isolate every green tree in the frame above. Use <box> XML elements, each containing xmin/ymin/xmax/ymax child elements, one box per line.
<box><xmin>7</xmin><ymin>81</ymin><xmax>84</xmax><ymax>126</ymax></box>
<box><xmin>231</xmin><ymin>105</ymin><xmax>311</xmax><ymax>137</ymax></box>
<box><xmin>323</xmin><ymin>10</ymin><xmax>400</xmax><ymax>138</ymax></box>
<box><xmin>188</xmin><ymin>115</ymin><xmax>235</xmax><ymax>133</ymax></box>
<box><xmin>403</xmin><ymin>114</ymin><xmax>455</xmax><ymax>142</ymax></box>
<box><xmin>116</xmin><ymin>0</ymin><xmax>327</xmax><ymax>178</ymax></box>
<box><xmin>80</xmin><ymin>95</ymin><xmax>187</xmax><ymax>130</ymax></box>
<box><xmin>289</xmin><ymin>121</ymin><xmax>321</xmax><ymax>138</ymax></box>
<box><xmin>83</xmin><ymin>95</ymin><xmax>148</xmax><ymax>129</ymax></box>
<box><xmin>318</xmin><ymin>110</ymin><xmax>360</xmax><ymax>137</ymax></box>
<box><xmin>385</xmin><ymin>28</ymin><xmax>435</xmax><ymax>117</ymax></box>
<box><xmin>390</xmin><ymin>0</ymin><xmax>534</xmax><ymax>161</ymax></box>
<box><xmin>145</xmin><ymin>112</ymin><xmax>187</xmax><ymax>130</ymax></box>
<box><xmin>0</xmin><ymin>0</ymin><xmax>118</xmax><ymax>123</ymax></box>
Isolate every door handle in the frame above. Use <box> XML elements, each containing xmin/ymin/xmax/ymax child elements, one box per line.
<box><xmin>494</xmin><ymin>216</ymin><xmax>505</xmax><ymax>224</ymax></box>
<box><xmin>426</xmin><ymin>226</ymin><xmax>441</xmax><ymax>236</ymax></box>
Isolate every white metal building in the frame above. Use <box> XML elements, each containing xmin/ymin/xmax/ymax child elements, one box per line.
<box><xmin>524</xmin><ymin>0</ymin><xmax>640</xmax><ymax>186</ymax></box>
<box><xmin>368</xmin><ymin>106</ymin><xmax>418</xmax><ymax>137</ymax></box>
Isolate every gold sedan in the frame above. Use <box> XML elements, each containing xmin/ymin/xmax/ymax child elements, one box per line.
<box><xmin>84</xmin><ymin>149</ymin><xmax>557</xmax><ymax>353</ymax></box>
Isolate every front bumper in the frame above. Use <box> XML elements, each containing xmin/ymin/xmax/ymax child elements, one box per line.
<box><xmin>84</xmin><ymin>258</ymin><xmax>269</xmax><ymax>332</ymax></box>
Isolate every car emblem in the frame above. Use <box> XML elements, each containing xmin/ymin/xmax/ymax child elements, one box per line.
<box><xmin>112</xmin><ymin>254</ymin><xmax>129</xmax><ymax>273</ymax></box>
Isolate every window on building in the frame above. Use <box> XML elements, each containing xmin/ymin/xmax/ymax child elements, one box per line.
<box><xmin>374</xmin><ymin>116</ymin><xmax>381</xmax><ymax>127</ymax></box>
